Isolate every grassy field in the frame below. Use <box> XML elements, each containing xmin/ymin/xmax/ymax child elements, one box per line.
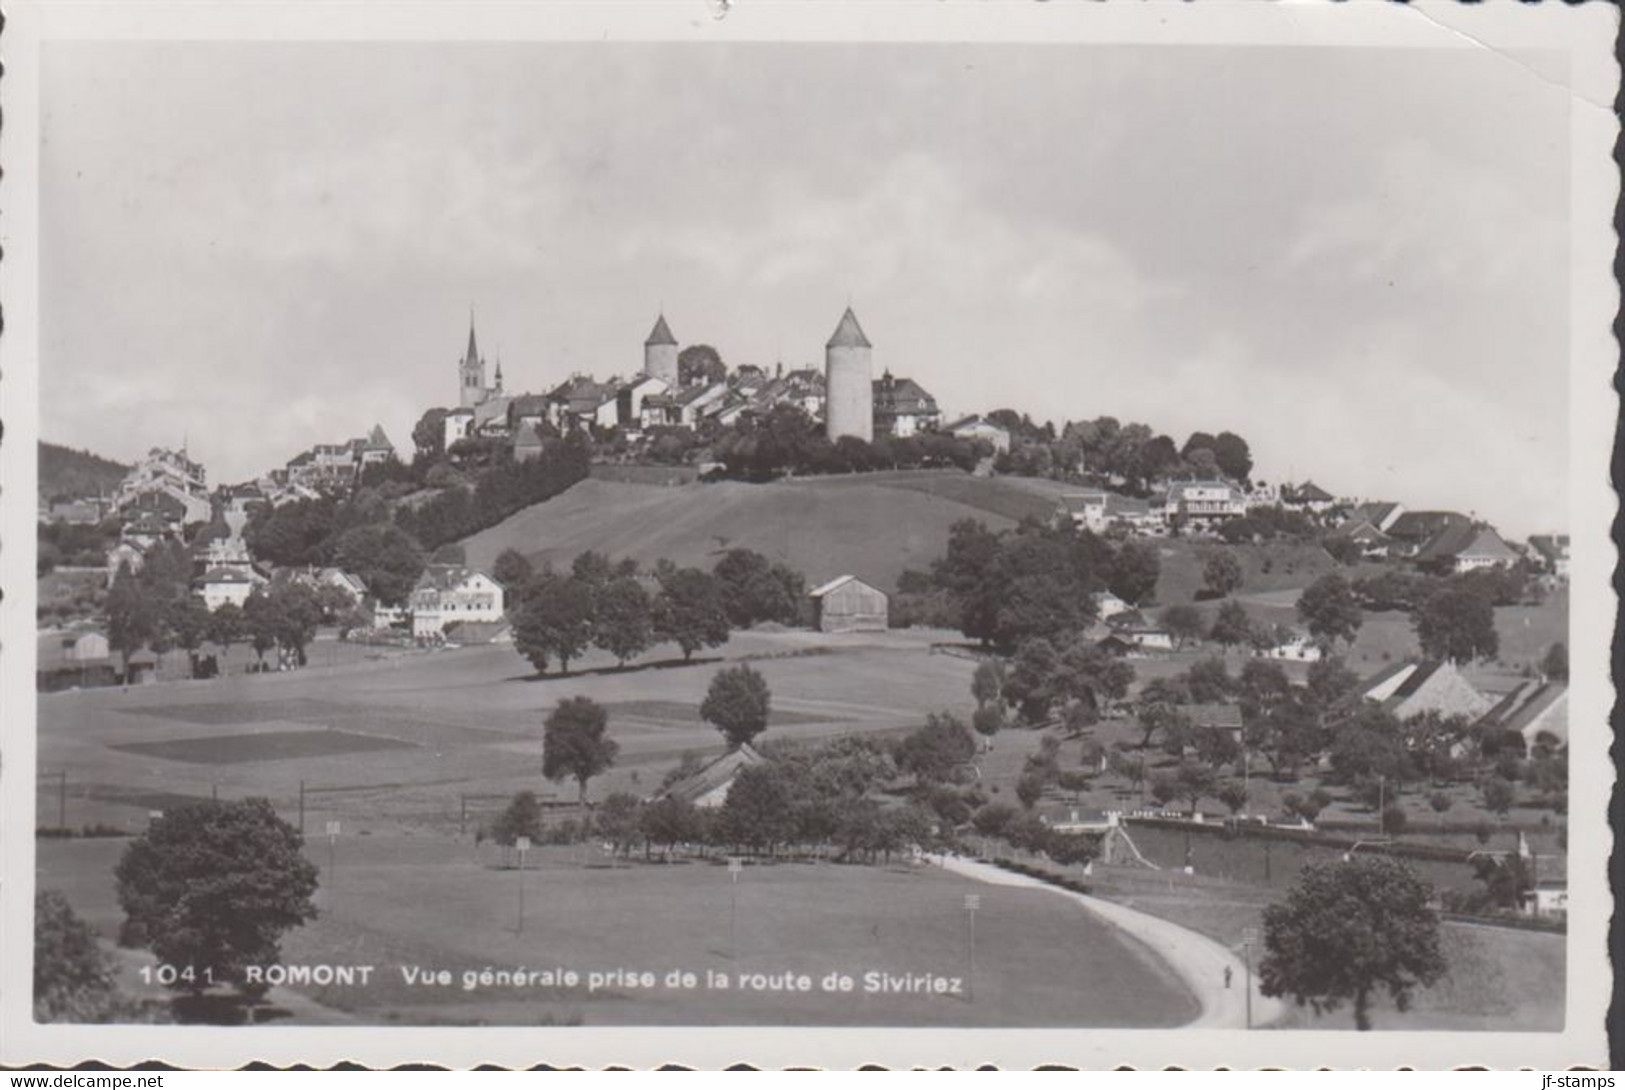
<box><xmin>35</xmin><ymin>627</ymin><xmax>980</xmax><ymax>834</ymax></box>
<box><xmin>36</xmin><ymin>835</ymin><xmax>1198</xmax><ymax>1028</ymax></box>
<box><xmin>458</xmin><ymin>470</ymin><xmax>1090</xmax><ymax>592</ymax></box>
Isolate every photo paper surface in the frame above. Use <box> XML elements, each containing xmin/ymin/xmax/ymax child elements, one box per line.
<box><xmin>2</xmin><ymin>0</ymin><xmax>1616</xmax><ymax>1070</ymax></box>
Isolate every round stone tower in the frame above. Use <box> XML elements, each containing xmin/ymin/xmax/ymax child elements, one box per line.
<box><xmin>644</xmin><ymin>313</ymin><xmax>679</xmax><ymax>385</ymax></box>
<box><xmin>824</xmin><ymin>306</ymin><xmax>873</xmax><ymax>442</ymax></box>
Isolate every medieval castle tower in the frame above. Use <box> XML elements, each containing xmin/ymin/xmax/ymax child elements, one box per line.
<box><xmin>825</xmin><ymin>306</ymin><xmax>873</xmax><ymax>442</ymax></box>
<box><xmin>644</xmin><ymin>313</ymin><xmax>679</xmax><ymax>384</ymax></box>
<box><xmin>458</xmin><ymin>313</ymin><xmax>502</xmax><ymax>408</ymax></box>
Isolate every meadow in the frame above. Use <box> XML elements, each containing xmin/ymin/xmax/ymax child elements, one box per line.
<box><xmin>36</xmin><ymin>834</ymin><xmax>1198</xmax><ymax>1028</ymax></box>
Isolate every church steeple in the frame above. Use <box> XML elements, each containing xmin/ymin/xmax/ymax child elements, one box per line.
<box><xmin>459</xmin><ymin>310</ymin><xmax>488</xmax><ymax>408</ymax></box>
<box><xmin>465</xmin><ymin>310</ymin><xmax>481</xmax><ymax>368</ymax></box>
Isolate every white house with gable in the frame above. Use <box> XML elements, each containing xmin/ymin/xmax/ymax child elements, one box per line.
<box><xmin>408</xmin><ymin>565</ymin><xmax>506</xmax><ymax>638</ymax></box>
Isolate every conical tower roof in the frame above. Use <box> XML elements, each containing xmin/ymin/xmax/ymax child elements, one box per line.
<box><xmin>465</xmin><ymin>315</ymin><xmax>481</xmax><ymax>365</ymax></box>
<box><xmin>645</xmin><ymin>313</ymin><xmax>678</xmax><ymax>347</ymax></box>
<box><xmin>826</xmin><ymin>306</ymin><xmax>872</xmax><ymax>350</ymax></box>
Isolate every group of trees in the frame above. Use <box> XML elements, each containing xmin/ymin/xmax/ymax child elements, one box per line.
<box><xmin>1351</xmin><ymin>565</ymin><xmax>1539</xmax><ymax>665</ymax></box>
<box><xmin>708</xmin><ymin>404</ymin><xmax>990</xmax><ymax>481</ymax></box>
<box><xmin>1112</xmin><ymin>650</ymin><xmax>1567</xmax><ymax>824</ymax></box>
<box><xmin>394</xmin><ymin>437</ymin><xmax>590</xmax><ymax>551</ymax></box>
<box><xmin>509</xmin><ymin>548</ymin><xmax>800</xmax><ymax>675</ymax></box>
<box><xmin>106</xmin><ymin>559</ymin><xmax>359</xmax><ymax>679</ymax></box>
<box><xmin>930</xmin><ymin>517</ymin><xmax>1161</xmax><ymax>652</ymax></box>
<box><xmin>989</xmin><ymin>416</ymin><xmax>1254</xmax><ymax>495</ymax></box>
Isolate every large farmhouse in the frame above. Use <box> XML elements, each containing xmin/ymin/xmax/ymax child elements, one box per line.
<box><xmin>407</xmin><ymin>565</ymin><xmax>506</xmax><ymax>639</ymax></box>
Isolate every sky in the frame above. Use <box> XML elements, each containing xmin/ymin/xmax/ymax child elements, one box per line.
<box><xmin>40</xmin><ymin>41</ymin><xmax>1571</xmax><ymax>537</ymax></box>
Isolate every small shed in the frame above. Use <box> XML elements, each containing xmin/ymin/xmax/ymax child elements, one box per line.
<box><xmin>808</xmin><ymin>574</ymin><xmax>889</xmax><ymax>633</ymax></box>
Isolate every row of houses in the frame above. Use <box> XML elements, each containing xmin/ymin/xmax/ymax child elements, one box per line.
<box><xmin>273</xmin><ymin>425</ymin><xmax>397</xmax><ymax>495</ymax></box>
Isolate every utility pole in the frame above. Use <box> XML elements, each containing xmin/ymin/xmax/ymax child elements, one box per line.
<box><xmin>325</xmin><ymin>820</ymin><xmax>340</xmax><ymax>905</ymax></box>
<box><xmin>516</xmin><ymin>837</ymin><xmax>530</xmax><ymax>934</ymax></box>
<box><xmin>964</xmin><ymin>893</ymin><xmax>980</xmax><ymax>1003</ymax></box>
<box><xmin>728</xmin><ymin>857</ymin><xmax>742</xmax><ymax>960</ymax></box>
<box><xmin>1242</xmin><ymin>927</ymin><xmax>1258</xmax><ymax>1030</ymax></box>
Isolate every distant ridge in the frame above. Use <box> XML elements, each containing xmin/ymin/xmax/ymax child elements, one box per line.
<box><xmin>39</xmin><ymin>441</ymin><xmax>128</xmax><ymax>501</ymax></box>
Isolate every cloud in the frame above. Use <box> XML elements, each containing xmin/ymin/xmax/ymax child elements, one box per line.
<box><xmin>1278</xmin><ymin>138</ymin><xmax>1566</xmax><ymax>291</ymax></box>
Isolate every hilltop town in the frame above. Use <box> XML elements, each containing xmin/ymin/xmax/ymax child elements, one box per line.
<box><xmin>35</xmin><ymin>306</ymin><xmax>1571</xmax><ymax>1030</ymax></box>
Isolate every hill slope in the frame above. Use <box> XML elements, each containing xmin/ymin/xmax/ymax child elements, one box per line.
<box><xmin>39</xmin><ymin>442</ymin><xmax>128</xmax><ymax>501</ymax></box>
<box><xmin>460</xmin><ymin>472</ymin><xmax>1057</xmax><ymax>590</ymax></box>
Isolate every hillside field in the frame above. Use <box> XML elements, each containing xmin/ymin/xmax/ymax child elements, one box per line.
<box><xmin>460</xmin><ymin>471</ymin><xmax>1075</xmax><ymax>591</ymax></box>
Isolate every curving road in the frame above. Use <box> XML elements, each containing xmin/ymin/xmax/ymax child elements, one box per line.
<box><xmin>934</xmin><ymin>855</ymin><xmax>1285</xmax><ymax>1029</ymax></box>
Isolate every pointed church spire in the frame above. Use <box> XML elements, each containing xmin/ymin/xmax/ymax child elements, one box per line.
<box><xmin>465</xmin><ymin>309</ymin><xmax>481</xmax><ymax>366</ymax></box>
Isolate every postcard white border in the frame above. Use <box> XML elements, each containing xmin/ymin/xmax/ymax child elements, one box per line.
<box><xmin>1</xmin><ymin>0</ymin><xmax>1616</xmax><ymax>1070</ymax></box>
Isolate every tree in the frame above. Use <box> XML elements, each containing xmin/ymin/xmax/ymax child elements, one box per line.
<box><xmin>721</xmin><ymin>764</ymin><xmax>793</xmax><ymax>853</ymax></box>
<box><xmin>593</xmin><ymin>575</ymin><xmax>653</xmax><ymax>667</ymax></box>
<box><xmin>542</xmin><ymin>696</ymin><xmax>619</xmax><ymax>806</ymax></box>
<box><xmin>678</xmin><ymin>344</ymin><xmax>726</xmax><ymax>387</ymax></box>
<box><xmin>1480</xmin><ymin>776</ymin><xmax>1516</xmax><ymax>818</ymax></box>
<box><xmin>1003</xmin><ymin>637</ymin><xmax>1063</xmax><ymax>724</ymax></box>
<box><xmin>1209</xmin><ymin>599</ymin><xmax>1254</xmax><ymax>648</ymax></box>
<box><xmin>895</xmin><ymin>713</ymin><xmax>976</xmax><ymax>786</ymax></box>
<box><xmin>932</xmin><ymin>519</ymin><xmax>1005</xmax><ymax>645</ymax></box>
<box><xmin>34</xmin><ymin>890</ymin><xmax>122</xmax><ymax>1022</ymax></box>
<box><xmin>1218</xmin><ymin>781</ymin><xmax>1249</xmax><ymax>815</ymax></box>
<box><xmin>1185</xmin><ymin>656</ymin><xmax>1235</xmax><ymax>703</ymax></box>
<box><xmin>971</xmin><ymin>659</ymin><xmax>1006</xmax><ymax>708</ymax></box>
<box><xmin>207</xmin><ymin>602</ymin><xmax>248</xmax><ymax>671</ymax></box>
<box><xmin>713</xmin><ymin>549</ymin><xmax>804</xmax><ymax>627</ymax></box>
<box><xmin>1297</xmin><ymin>573</ymin><xmax>1364</xmax><ymax>648</ymax></box>
<box><xmin>514</xmin><ymin>576</ymin><xmax>596</xmax><ymax>675</ymax></box>
<box><xmin>1540</xmin><ymin>641</ymin><xmax>1569</xmax><ymax>681</ymax></box>
<box><xmin>1202</xmin><ymin>551</ymin><xmax>1244</xmax><ymax>598</ymax></box>
<box><xmin>1161</xmin><ymin>604</ymin><xmax>1205</xmax><ymax>649</ymax></box>
<box><xmin>332</xmin><ymin>523</ymin><xmax>426</xmax><ymax>607</ymax></box>
<box><xmin>971</xmin><ymin>702</ymin><xmax>1006</xmax><ymax>743</ymax></box>
<box><xmin>1212</xmin><ymin>431</ymin><xmax>1254</xmax><ymax>483</ymax></box>
<box><xmin>596</xmin><ymin>792</ymin><xmax>645</xmax><ymax>858</ymax></box>
<box><xmin>700</xmin><ymin>664</ymin><xmax>773</xmax><ymax>749</ymax></box>
<box><xmin>1259</xmin><ymin>856</ymin><xmax>1446</xmax><ymax>1030</ymax></box>
<box><xmin>1109</xmin><ymin>540</ymin><xmax>1161</xmax><ymax>606</ymax></box>
<box><xmin>492</xmin><ymin>548</ymin><xmax>535</xmax><ymax>597</ymax></box>
<box><xmin>1174</xmin><ymin>761</ymin><xmax>1219</xmax><ymax>814</ymax></box>
<box><xmin>269</xmin><ymin>581</ymin><xmax>324</xmax><ymax>666</ymax></box>
<box><xmin>412</xmin><ymin>407</ymin><xmax>449</xmax><ymax>462</ymax></box>
<box><xmin>114</xmin><ymin>799</ymin><xmax>319</xmax><ymax>999</ymax></box>
<box><xmin>105</xmin><ymin>564</ymin><xmax>154</xmax><ymax>681</ymax></box>
<box><xmin>243</xmin><ymin>590</ymin><xmax>282</xmax><ymax>669</ymax></box>
<box><xmin>640</xmin><ymin>795</ymin><xmax>701</xmax><ymax>858</ymax></box>
<box><xmin>166</xmin><ymin>595</ymin><xmax>214</xmax><ymax>676</ymax></box>
<box><xmin>651</xmin><ymin>567</ymin><xmax>731</xmax><ymax>662</ymax></box>
<box><xmin>1414</xmin><ymin>584</ymin><xmax>1499</xmax><ymax>664</ymax></box>
<box><xmin>490</xmin><ymin>790</ymin><xmax>545</xmax><ymax>848</ymax></box>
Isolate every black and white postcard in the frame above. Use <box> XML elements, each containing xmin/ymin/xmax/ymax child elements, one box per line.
<box><xmin>1</xmin><ymin>0</ymin><xmax>1616</xmax><ymax>1070</ymax></box>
